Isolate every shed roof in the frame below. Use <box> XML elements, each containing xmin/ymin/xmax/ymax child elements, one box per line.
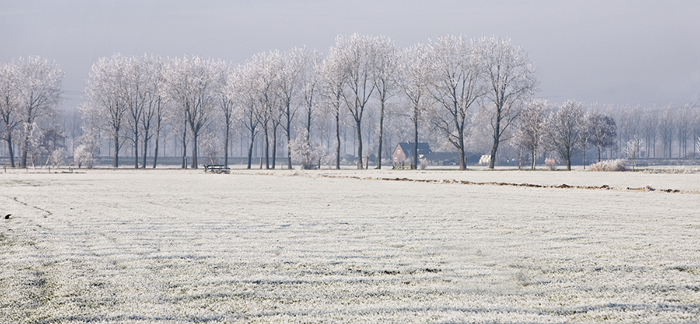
<box><xmin>396</xmin><ymin>142</ymin><xmax>431</xmax><ymax>157</ymax></box>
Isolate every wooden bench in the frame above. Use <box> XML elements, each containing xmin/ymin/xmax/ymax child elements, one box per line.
<box><xmin>204</xmin><ymin>165</ymin><xmax>230</xmax><ymax>174</ymax></box>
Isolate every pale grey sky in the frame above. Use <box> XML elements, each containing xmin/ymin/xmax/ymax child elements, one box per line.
<box><xmin>2</xmin><ymin>0</ymin><xmax>699</xmax><ymax>112</ymax></box>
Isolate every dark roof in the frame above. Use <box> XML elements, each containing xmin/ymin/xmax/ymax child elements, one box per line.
<box><xmin>423</xmin><ymin>152</ymin><xmax>459</xmax><ymax>162</ymax></box>
<box><xmin>396</xmin><ymin>142</ymin><xmax>431</xmax><ymax>157</ymax></box>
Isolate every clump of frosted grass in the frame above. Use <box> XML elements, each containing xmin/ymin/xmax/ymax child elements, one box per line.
<box><xmin>419</xmin><ymin>159</ymin><xmax>428</xmax><ymax>170</ymax></box>
<box><xmin>544</xmin><ymin>158</ymin><xmax>556</xmax><ymax>171</ymax></box>
<box><xmin>589</xmin><ymin>159</ymin><xmax>627</xmax><ymax>172</ymax></box>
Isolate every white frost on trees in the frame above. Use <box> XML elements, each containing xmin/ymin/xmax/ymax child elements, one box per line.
<box><xmin>477</xmin><ymin>36</ymin><xmax>537</xmax><ymax>169</ymax></box>
<box><xmin>164</xmin><ymin>56</ymin><xmax>216</xmax><ymax>169</ymax></box>
<box><xmin>426</xmin><ymin>35</ymin><xmax>484</xmax><ymax>170</ymax></box>
<box><xmin>85</xmin><ymin>54</ymin><xmax>128</xmax><ymax>167</ymax></box>
<box><xmin>398</xmin><ymin>44</ymin><xmax>432</xmax><ymax>169</ymax></box>
<box><xmin>371</xmin><ymin>36</ymin><xmax>398</xmax><ymax>169</ymax></box>
<box><xmin>544</xmin><ymin>101</ymin><xmax>585</xmax><ymax>171</ymax></box>
<box><xmin>0</xmin><ymin>57</ymin><xmax>63</xmax><ymax>168</ymax></box>
<box><xmin>514</xmin><ymin>99</ymin><xmax>548</xmax><ymax>170</ymax></box>
<box><xmin>331</xmin><ymin>34</ymin><xmax>379</xmax><ymax>169</ymax></box>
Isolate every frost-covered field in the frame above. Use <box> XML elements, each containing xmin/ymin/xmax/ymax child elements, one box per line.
<box><xmin>1</xmin><ymin>169</ymin><xmax>699</xmax><ymax>323</ymax></box>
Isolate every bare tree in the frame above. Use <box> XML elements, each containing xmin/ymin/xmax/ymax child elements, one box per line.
<box><xmin>123</xmin><ymin>56</ymin><xmax>149</xmax><ymax>168</ymax></box>
<box><xmin>477</xmin><ymin>36</ymin><xmax>537</xmax><ymax>169</ymax></box>
<box><xmin>659</xmin><ymin>105</ymin><xmax>674</xmax><ymax>158</ymax></box>
<box><xmin>332</xmin><ymin>34</ymin><xmax>378</xmax><ymax>169</ymax></box>
<box><xmin>514</xmin><ymin>99</ymin><xmax>548</xmax><ymax>169</ymax></box>
<box><xmin>544</xmin><ymin>101</ymin><xmax>585</xmax><ymax>171</ymax></box>
<box><xmin>13</xmin><ymin>56</ymin><xmax>63</xmax><ymax>168</ymax></box>
<box><xmin>137</xmin><ymin>55</ymin><xmax>165</xmax><ymax>169</ymax></box>
<box><xmin>320</xmin><ymin>48</ymin><xmax>347</xmax><ymax>169</ymax></box>
<box><xmin>580</xmin><ymin>111</ymin><xmax>595</xmax><ymax>169</ymax></box>
<box><xmin>588</xmin><ymin>112</ymin><xmax>617</xmax><ymax>162</ymax></box>
<box><xmin>624</xmin><ymin>135</ymin><xmax>642</xmax><ymax>170</ymax></box>
<box><xmin>676</xmin><ymin>104</ymin><xmax>692</xmax><ymax>158</ymax></box>
<box><xmin>0</xmin><ymin>62</ymin><xmax>20</xmax><ymax>167</ymax></box>
<box><xmin>150</xmin><ymin>96</ymin><xmax>165</xmax><ymax>168</ymax></box>
<box><xmin>641</xmin><ymin>106</ymin><xmax>658</xmax><ymax>159</ymax></box>
<box><xmin>691</xmin><ymin>102</ymin><xmax>700</xmax><ymax>158</ymax></box>
<box><xmin>75</xmin><ymin>104</ymin><xmax>100</xmax><ymax>169</ymax></box>
<box><xmin>398</xmin><ymin>44</ymin><xmax>432</xmax><ymax>169</ymax></box>
<box><xmin>165</xmin><ymin>56</ymin><xmax>216</xmax><ymax>169</ymax></box>
<box><xmin>427</xmin><ymin>35</ymin><xmax>484</xmax><ymax>170</ymax></box>
<box><xmin>85</xmin><ymin>54</ymin><xmax>127</xmax><ymax>167</ymax></box>
<box><xmin>276</xmin><ymin>48</ymin><xmax>305</xmax><ymax>169</ymax></box>
<box><xmin>372</xmin><ymin>36</ymin><xmax>398</xmax><ymax>169</ymax></box>
<box><xmin>213</xmin><ymin>60</ymin><xmax>235</xmax><ymax>167</ymax></box>
<box><xmin>300</xmin><ymin>49</ymin><xmax>323</xmax><ymax>141</ymax></box>
<box><xmin>245</xmin><ymin>51</ymin><xmax>279</xmax><ymax>169</ymax></box>
<box><xmin>621</xmin><ymin>105</ymin><xmax>642</xmax><ymax>158</ymax></box>
<box><xmin>229</xmin><ymin>63</ymin><xmax>259</xmax><ymax>169</ymax></box>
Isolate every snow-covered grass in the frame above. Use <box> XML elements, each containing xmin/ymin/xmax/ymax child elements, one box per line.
<box><xmin>1</xmin><ymin>169</ymin><xmax>699</xmax><ymax>323</ymax></box>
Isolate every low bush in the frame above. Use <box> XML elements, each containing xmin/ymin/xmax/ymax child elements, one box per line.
<box><xmin>544</xmin><ymin>158</ymin><xmax>557</xmax><ymax>171</ymax></box>
<box><xmin>419</xmin><ymin>159</ymin><xmax>428</xmax><ymax>170</ymax></box>
<box><xmin>589</xmin><ymin>159</ymin><xmax>627</xmax><ymax>172</ymax></box>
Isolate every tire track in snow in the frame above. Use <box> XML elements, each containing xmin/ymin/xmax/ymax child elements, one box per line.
<box><xmin>236</xmin><ymin>171</ymin><xmax>696</xmax><ymax>194</ymax></box>
<box><xmin>7</xmin><ymin>195</ymin><xmax>54</xmax><ymax>218</ymax></box>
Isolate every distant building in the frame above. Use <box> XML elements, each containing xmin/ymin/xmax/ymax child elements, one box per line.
<box><xmin>424</xmin><ymin>152</ymin><xmax>462</xmax><ymax>166</ymax></box>
<box><xmin>392</xmin><ymin>142</ymin><xmax>431</xmax><ymax>164</ymax></box>
<box><xmin>392</xmin><ymin>142</ymin><xmax>480</xmax><ymax>167</ymax></box>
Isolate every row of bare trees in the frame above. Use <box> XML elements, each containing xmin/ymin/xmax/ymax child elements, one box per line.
<box><xmin>613</xmin><ymin>104</ymin><xmax>700</xmax><ymax>160</ymax></box>
<box><xmin>514</xmin><ymin>100</ymin><xmax>700</xmax><ymax>170</ymax></box>
<box><xmin>514</xmin><ymin>100</ymin><xmax>617</xmax><ymax>171</ymax></box>
<box><xmin>4</xmin><ymin>36</ymin><xmax>698</xmax><ymax>171</ymax></box>
<box><xmin>0</xmin><ymin>56</ymin><xmax>63</xmax><ymax>168</ymax></box>
<box><xmin>79</xmin><ymin>34</ymin><xmax>537</xmax><ymax>170</ymax></box>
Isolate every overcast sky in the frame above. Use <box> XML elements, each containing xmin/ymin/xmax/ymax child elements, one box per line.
<box><xmin>2</xmin><ymin>0</ymin><xmax>699</xmax><ymax>112</ymax></box>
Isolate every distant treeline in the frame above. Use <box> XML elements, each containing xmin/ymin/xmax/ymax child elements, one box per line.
<box><xmin>2</xmin><ymin>34</ymin><xmax>699</xmax><ymax>170</ymax></box>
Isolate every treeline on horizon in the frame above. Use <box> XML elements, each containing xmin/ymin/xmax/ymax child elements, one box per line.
<box><xmin>1</xmin><ymin>34</ymin><xmax>699</xmax><ymax>171</ymax></box>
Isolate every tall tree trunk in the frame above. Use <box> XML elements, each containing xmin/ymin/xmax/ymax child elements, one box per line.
<box><xmin>531</xmin><ymin>147</ymin><xmax>536</xmax><ymax>170</ymax></box>
<box><xmin>377</xmin><ymin>101</ymin><xmax>385</xmax><ymax>169</ymax></box>
<box><xmin>224</xmin><ymin>125</ymin><xmax>229</xmax><ymax>167</ymax></box>
<box><xmin>152</xmin><ymin>128</ymin><xmax>160</xmax><ymax>168</ymax></box>
<box><xmin>335</xmin><ymin>113</ymin><xmax>341</xmax><ymax>170</ymax></box>
<box><xmin>413</xmin><ymin>118</ymin><xmax>419</xmax><ymax>169</ymax></box>
<box><xmin>6</xmin><ymin>136</ymin><xmax>15</xmax><ymax>168</ymax></box>
<box><xmin>488</xmin><ymin>106</ymin><xmax>503</xmax><ymax>169</ymax></box>
<box><xmin>457</xmin><ymin>128</ymin><xmax>467</xmax><ymax>170</ymax></box>
<box><xmin>264</xmin><ymin>127</ymin><xmax>269</xmax><ymax>169</ymax></box>
<box><xmin>142</xmin><ymin>129</ymin><xmax>149</xmax><ymax>169</ymax></box>
<box><xmin>191</xmin><ymin>131</ymin><xmax>198</xmax><ymax>169</ymax></box>
<box><xmin>286</xmin><ymin>116</ymin><xmax>293</xmax><ymax>170</ymax></box>
<box><xmin>181</xmin><ymin>123</ymin><xmax>187</xmax><ymax>169</ymax></box>
<box><xmin>306</xmin><ymin>110</ymin><xmax>312</xmax><ymax>140</ymax></box>
<box><xmin>113</xmin><ymin>132</ymin><xmax>120</xmax><ymax>168</ymax></box>
<box><xmin>355</xmin><ymin>119</ymin><xmax>363</xmax><ymax>169</ymax></box>
<box><xmin>247</xmin><ymin>132</ymin><xmax>255</xmax><ymax>169</ymax></box>
<box><xmin>133</xmin><ymin>128</ymin><xmax>139</xmax><ymax>169</ymax></box>
<box><xmin>272</xmin><ymin>126</ymin><xmax>277</xmax><ymax>169</ymax></box>
<box><xmin>21</xmin><ymin>125</ymin><xmax>30</xmax><ymax>168</ymax></box>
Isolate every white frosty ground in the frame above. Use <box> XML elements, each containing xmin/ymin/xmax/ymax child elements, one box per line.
<box><xmin>1</xmin><ymin>169</ymin><xmax>699</xmax><ymax>323</ymax></box>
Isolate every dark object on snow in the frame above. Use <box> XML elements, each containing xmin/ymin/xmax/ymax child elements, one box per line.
<box><xmin>204</xmin><ymin>165</ymin><xmax>230</xmax><ymax>174</ymax></box>
<box><xmin>4</xmin><ymin>214</ymin><xmax>11</xmax><ymax>219</ymax></box>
